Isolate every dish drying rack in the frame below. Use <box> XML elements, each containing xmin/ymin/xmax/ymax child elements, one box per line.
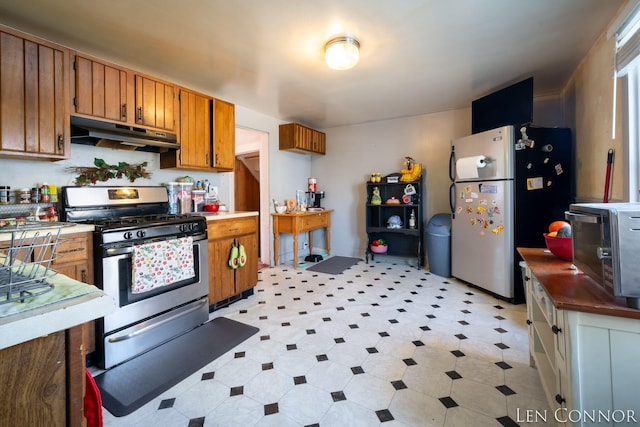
<box><xmin>0</xmin><ymin>221</ymin><xmax>74</xmax><ymax>305</ymax></box>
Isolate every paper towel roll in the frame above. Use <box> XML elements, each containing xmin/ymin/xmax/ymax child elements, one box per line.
<box><xmin>456</xmin><ymin>156</ymin><xmax>487</xmax><ymax>179</ymax></box>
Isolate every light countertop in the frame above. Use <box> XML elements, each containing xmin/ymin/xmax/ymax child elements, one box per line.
<box><xmin>193</xmin><ymin>211</ymin><xmax>259</xmax><ymax>221</ymax></box>
<box><xmin>0</xmin><ymin>223</ymin><xmax>94</xmax><ymax>242</ymax></box>
<box><xmin>0</xmin><ymin>271</ymin><xmax>114</xmax><ymax>350</ymax></box>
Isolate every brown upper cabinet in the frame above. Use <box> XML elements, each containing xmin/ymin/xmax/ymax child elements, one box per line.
<box><xmin>212</xmin><ymin>98</ymin><xmax>235</xmax><ymax>170</ymax></box>
<box><xmin>72</xmin><ymin>53</ymin><xmax>178</xmax><ymax>134</ymax></box>
<box><xmin>160</xmin><ymin>94</ymin><xmax>235</xmax><ymax>172</ymax></box>
<box><xmin>134</xmin><ymin>75</ymin><xmax>177</xmax><ymax>132</ymax></box>
<box><xmin>161</xmin><ymin>88</ymin><xmax>212</xmax><ymax>170</ymax></box>
<box><xmin>0</xmin><ymin>26</ymin><xmax>70</xmax><ymax>160</ymax></box>
<box><xmin>73</xmin><ymin>55</ymin><xmax>129</xmax><ymax>123</ymax></box>
<box><xmin>279</xmin><ymin>123</ymin><xmax>326</xmax><ymax>155</ymax></box>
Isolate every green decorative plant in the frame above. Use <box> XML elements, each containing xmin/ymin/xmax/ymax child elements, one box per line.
<box><xmin>68</xmin><ymin>158</ymin><xmax>151</xmax><ymax>185</ymax></box>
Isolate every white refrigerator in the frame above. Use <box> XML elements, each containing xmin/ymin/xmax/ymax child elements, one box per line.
<box><xmin>449</xmin><ymin>126</ymin><xmax>515</xmax><ymax>300</ymax></box>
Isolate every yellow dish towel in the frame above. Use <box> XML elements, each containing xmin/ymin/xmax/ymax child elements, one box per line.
<box><xmin>132</xmin><ymin>237</ymin><xmax>194</xmax><ymax>294</ymax></box>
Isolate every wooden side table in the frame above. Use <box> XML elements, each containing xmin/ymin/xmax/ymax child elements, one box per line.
<box><xmin>272</xmin><ymin>209</ymin><xmax>333</xmax><ymax>268</ymax></box>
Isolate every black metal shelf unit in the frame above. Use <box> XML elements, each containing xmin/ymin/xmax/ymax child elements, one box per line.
<box><xmin>365</xmin><ymin>176</ymin><xmax>424</xmax><ymax>268</ymax></box>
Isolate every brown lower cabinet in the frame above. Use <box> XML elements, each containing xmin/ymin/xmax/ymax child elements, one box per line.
<box><xmin>0</xmin><ymin>325</ymin><xmax>85</xmax><ymax>427</ymax></box>
<box><xmin>51</xmin><ymin>231</ymin><xmax>96</xmax><ymax>355</ymax></box>
<box><xmin>207</xmin><ymin>215</ymin><xmax>258</xmax><ymax>307</ymax></box>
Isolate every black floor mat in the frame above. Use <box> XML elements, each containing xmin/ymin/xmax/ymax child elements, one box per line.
<box><xmin>305</xmin><ymin>256</ymin><xmax>362</xmax><ymax>274</ymax></box>
<box><xmin>94</xmin><ymin>317</ymin><xmax>259</xmax><ymax>417</ymax></box>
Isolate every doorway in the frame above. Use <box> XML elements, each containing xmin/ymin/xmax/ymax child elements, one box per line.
<box><xmin>234</xmin><ymin>127</ymin><xmax>270</xmax><ymax>266</ymax></box>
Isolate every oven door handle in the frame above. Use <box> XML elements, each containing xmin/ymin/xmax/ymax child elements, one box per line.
<box><xmin>564</xmin><ymin>212</ymin><xmax>601</xmax><ymax>224</ymax></box>
<box><xmin>107</xmin><ymin>298</ymin><xmax>207</xmax><ymax>343</ymax></box>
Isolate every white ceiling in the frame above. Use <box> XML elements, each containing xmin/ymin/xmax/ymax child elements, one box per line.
<box><xmin>0</xmin><ymin>0</ymin><xmax>626</xmax><ymax>129</ymax></box>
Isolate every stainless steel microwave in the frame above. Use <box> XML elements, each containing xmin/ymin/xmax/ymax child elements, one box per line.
<box><xmin>565</xmin><ymin>203</ymin><xmax>640</xmax><ymax>309</ymax></box>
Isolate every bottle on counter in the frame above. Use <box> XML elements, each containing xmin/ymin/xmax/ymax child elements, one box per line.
<box><xmin>0</xmin><ymin>186</ymin><xmax>9</xmax><ymax>204</ymax></box>
<box><xmin>31</xmin><ymin>187</ymin><xmax>41</xmax><ymax>203</ymax></box>
<box><xmin>19</xmin><ymin>188</ymin><xmax>31</xmax><ymax>204</ymax></box>
<box><xmin>40</xmin><ymin>183</ymin><xmax>50</xmax><ymax>203</ymax></box>
<box><xmin>48</xmin><ymin>184</ymin><xmax>58</xmax><ymax>203</ymax></box>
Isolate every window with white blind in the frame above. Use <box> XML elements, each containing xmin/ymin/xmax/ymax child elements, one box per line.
<box><xmin>614</xmin><ymin>0</ymin><xmax>640</xmax><ymax>202</ymax></box>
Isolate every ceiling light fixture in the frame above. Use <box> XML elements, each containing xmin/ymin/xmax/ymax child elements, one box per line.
<box><xmin>325</xmin><ymin>35</ymin><xmax>360</xmax><ymax>70</ymax></box>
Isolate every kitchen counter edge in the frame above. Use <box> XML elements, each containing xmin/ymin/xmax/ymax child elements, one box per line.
<box><xmin>0</xmin><ymin>223</ymin><xmax>95</xmax><ymax>242</ymax></box>
<box><xmin>194</xmin><ymin>211</ymin><xmax>259</xmax><ymax>221</ymax></box>
<box><xmin>518</xmin><ymin>247</ymin><xmax>640</xmax><ymax>320</ymax></box>
<box><xmin>0</xmin><ymin>289</ymin><xmax>115</xmax><ymax>350</ymax></box>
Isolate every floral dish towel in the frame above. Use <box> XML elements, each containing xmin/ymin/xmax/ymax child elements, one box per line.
<box><xmin>132</xmin><ymin>237</ymin><xmax>194</xmax><ymax>294</ymax></box>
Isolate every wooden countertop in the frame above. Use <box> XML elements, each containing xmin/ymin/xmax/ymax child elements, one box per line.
<box><xmin>518</xmin><ymin>247</ymin><xmax>640</xmax><ymax>320</ymax></box>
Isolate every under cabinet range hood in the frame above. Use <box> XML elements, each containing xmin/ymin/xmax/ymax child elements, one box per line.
<box><xmin>70</xmin><ymin>116</ymin><xmax>179</xmax><ymax>152</ymax></box>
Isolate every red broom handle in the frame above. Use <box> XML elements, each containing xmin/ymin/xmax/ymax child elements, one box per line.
<box><xmin>603</xmin><ymin>149</ymin><xmax>614</xmax><ymax>203</ymax></box>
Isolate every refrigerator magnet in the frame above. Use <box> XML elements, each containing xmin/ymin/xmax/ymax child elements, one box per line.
<box><xmin>456</xmin><ymin>206</ymin><xmax>463</xmax><ymax>214</ymax></box>
<box><xmin>526</xmin><ymin>177</ymin><xmax>543</xmax><ymax>190</ymax></box>
<box><xmin>555</xmin><ymin>164</ymin><xmax>564</xmax><ymax>175</ymax></box>
<box><xmin>479</xmin><ymin>184</ymin><xmax>497</xmax><ymax>193</ymax></box>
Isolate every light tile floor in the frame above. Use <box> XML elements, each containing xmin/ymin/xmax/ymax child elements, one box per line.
<box><xmin>103</xmin><ymin>259</ymin><xmax>553</xmax><ymax>427</ymax></box>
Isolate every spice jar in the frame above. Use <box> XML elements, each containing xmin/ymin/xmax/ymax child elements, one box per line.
<box><xmin>0</xmin><ymin>186</ymin><xmax>9</xmax><ymax>204</ymax></box>
<box><xmin>19</xmin><ymin>188</ymin><xmax>31</xmax><ymax>204</ymax></box>
<box><xmin>31</xmin><ymin>187</ymin><xmax>41</xmax><ymax>203</ymax></box>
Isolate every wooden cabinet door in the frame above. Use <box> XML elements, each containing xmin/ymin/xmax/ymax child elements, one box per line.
<box><xmin>135</xmin><ymin>74</ymin><xmax>176</xmax><ymax>132</ymax></box>
<box><xmin>212</xmin><ymin>98</ymin><xmax>235</xmax><ymax>170</ymax></box>
<box><xmin>0</xmin><ymin>330</ymin><xmax>67</xmax><ymax>426</ymax></box>
<box><xmin>178</xmin><ymin>89</ymin><xmax>211</xmax><ymax>169</ymax></box>
<box><xmin>208</xmin><ymin>237</ymin><xmax>237</xmax><ymax>302</ymax></box>
<box><xmin>74</xmin><ymin>55</ymin><xmax>128</xmax><ymax>122</ymax></box>
<box><xmin>235</xmin><ymin>231</ymin><xmax>258</xmax><ymax>293</ymax></box>
<box><xmin>0</xmin><ymin>29</ymin><xmax>69</xmax><ymax>159</ymax></box>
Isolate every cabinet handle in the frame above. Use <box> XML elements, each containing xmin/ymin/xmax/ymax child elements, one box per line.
<box><xmin>526</xmin><ymin>319</ymin><xmax>532</xmax><ymax>325</ymax></box>
<box><xmin>57</xmin><ymin>134</ymin><xmax>63</xmax><ymax>152</ymax></box>
<box><xmin>524</xmin><ymin>275</ymin><xmax>530</xmax><ymax>282</ymax></box>
<box><xmin>81</xmin><ymin>269</ymin><xmax>87</xmax><ymax>283</ymax></box>
<box><xmin>551</xmin><ymin>325</ymin><xmax>562</xmax><ymax>334</ymax></box>
<box><xmin>137</xmin><ymin>107</ymin><xmax>143</xmax><ymax>121</ymax></box>
<box><xmin>555</xmin><ymin>394</ymin><xmax>565</xmax><ymax>404</ymax></box>
<box><xmin>121</xmin><ymin>104</ymin><xmax>127</xmax><ymax>119</ymax></box>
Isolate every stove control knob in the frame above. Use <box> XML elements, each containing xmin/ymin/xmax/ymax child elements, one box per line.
<box><xmin>124</xmin><ymin>231</ymin><xmax>133</xmax><ymax>240</ymax></box>
<box><xmin>136</xmin><ymin>230</ymin><xmax>146</xmax><ymax>238</ymax></box>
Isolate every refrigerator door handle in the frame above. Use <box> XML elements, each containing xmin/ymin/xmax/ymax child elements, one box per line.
<box><xmin>449</xmin><ymin>148</ymin><xmax>456</xmax><ymax>182</ymax></box>
<box><xmin>449</xmin><ymin>182</ymin><xmax>456</xmax><ymax>217</ymax></box>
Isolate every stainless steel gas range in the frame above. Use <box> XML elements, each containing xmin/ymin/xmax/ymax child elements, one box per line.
<box><xmin>61</xmin><ymin>186</ymin><xmax>209</xmax><ymax>369</ymax></box>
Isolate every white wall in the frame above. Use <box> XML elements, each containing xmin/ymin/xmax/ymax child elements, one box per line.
<box><xmin>315</xmin><ymin>108</ymin><xmax>471</xmax><ymax>259</ymax></box>
<box><xmin>0</xmin><ymin>145</ymin><xmax>230</xmax><ymax>201</ymax></box>
<box><xmin>235</xmin><ymin>106</ymin><xmax>312</xmax><ymax>266</ymax></box>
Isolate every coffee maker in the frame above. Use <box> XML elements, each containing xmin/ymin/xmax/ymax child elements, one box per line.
<box><xmin>306</xmin><ymin>177</ymin><xmax>324</xmax><ymax>209</ymax></box>
<box><xmin>306</xmin><ymin>190</ymin><xmax>325</xmax><ymax>208</ymax></box>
